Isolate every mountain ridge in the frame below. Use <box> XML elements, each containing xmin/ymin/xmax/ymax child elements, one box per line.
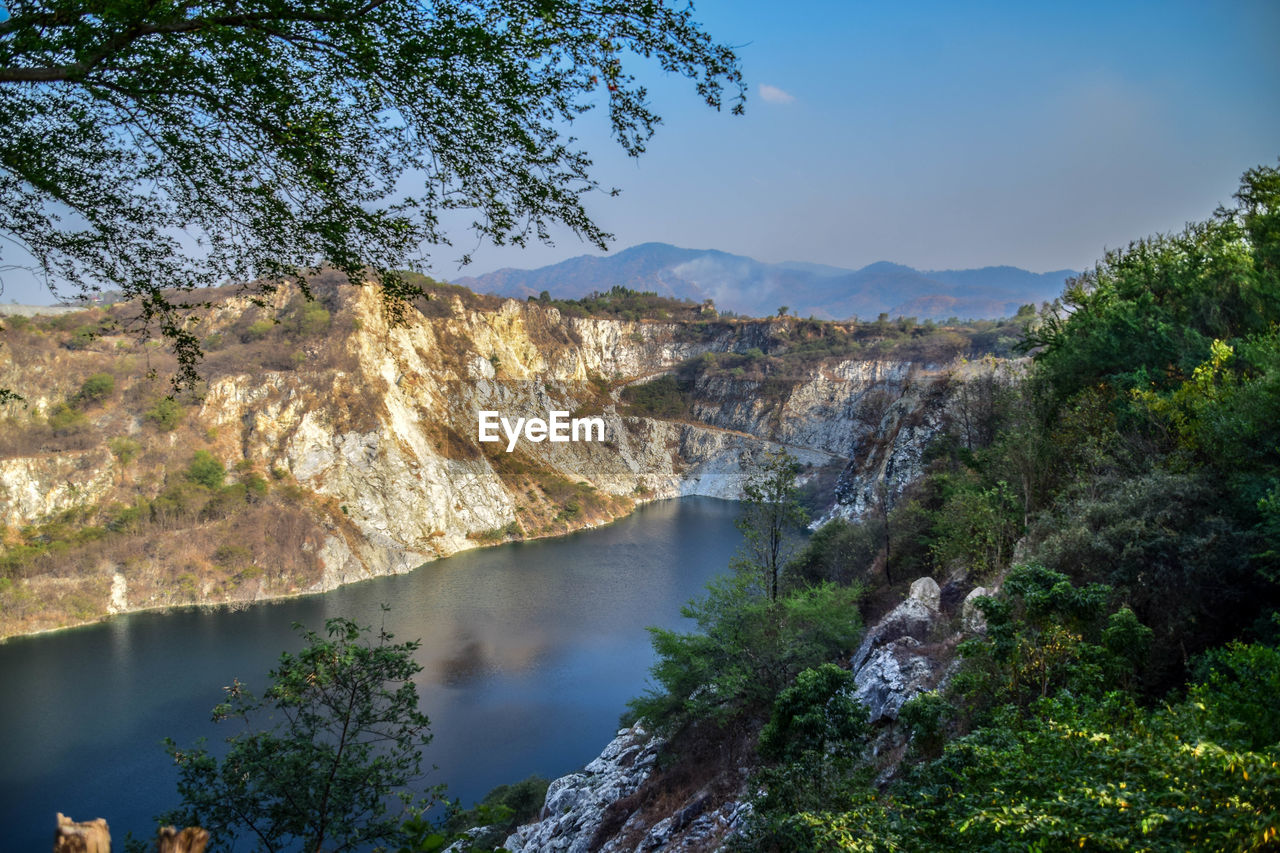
<box><xmin>453</xmin><ymin>243</ymin><xmax>1077</xmax><ymax>321</ymax></box>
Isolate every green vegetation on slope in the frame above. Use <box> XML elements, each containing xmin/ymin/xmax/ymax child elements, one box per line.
<box><xmin>628</xmin><ymin>164</ymin><xmax>1280</xmax><ymax>852</ymax></box>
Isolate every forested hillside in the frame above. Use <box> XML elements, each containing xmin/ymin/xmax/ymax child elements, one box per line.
<box><xmin>613</xmin><ymin>164</ymin><xmax>1280</xmax><ymax>852</ymax></box>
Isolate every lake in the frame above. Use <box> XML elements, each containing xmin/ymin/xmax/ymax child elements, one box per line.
<box><xmin>0</xmin><ymin>497</ymin><xmax>744</xmax><ymax>849</ymax></box>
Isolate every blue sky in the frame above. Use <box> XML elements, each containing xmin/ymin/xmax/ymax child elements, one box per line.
<box><xmin>2</xmin><ymin>1</ymin><xmax>1277</xmax><ymax>301</ymax></box>
<box><xmin>448</xmin><ymin>0</ymin><xmax>1280</xmax><ymax>277</ymax></box>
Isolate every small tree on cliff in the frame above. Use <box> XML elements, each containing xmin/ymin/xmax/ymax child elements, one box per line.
<box><xmin>630</xmin><ymin>452</ymin><xmax>861</xmax><ymax>733</ymax></box>
<box><xmin>161</xmin><ymin>615</ymin><xmax>437</xmax><ymax>852</ymax></box>
<box><xmin>734</xmin><ymin>450</ymin><xmax>809</xmax><ymax>601</ymax></box>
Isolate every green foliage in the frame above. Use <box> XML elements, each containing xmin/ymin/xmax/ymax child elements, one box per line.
<box><xmin>144</xmin><ymin>397</ymin><xmax>184</xmax><ymax>431</ymax></box>
<box><xmin>436</xmin><ymin>775</ymin><xmax>550</xmax><ymax>851</ymax></box>
<box><xmin>620</xmin><ymin>373</ymin><xmax>694</xmax><ymax>418</ymax></box>
<box><xmin>704</xmin><ymin>164</ymin><xmax>1280</xmax><ymax>853</ymax></box>
<box><xmin>898</xmin><ymin>691</ymin><xmax>955</xmax><ymax>760</ymax></box>
<box><xmin>1191</xmin><ymin>635</ymin><xmax>1280</xmax><ymax>750</ymax></box>
<box><xmin>1028</xmin><ymin>169</ymin><xmax>1280</xmax><ymax>409</ymax></box>
<box><xmin>46</xmin><ymin>401</ymin><xmax>87</xmax><ymax>435</ymax></box>
<box><xmin>290</xmin><ymin>299</ymin><xmax>332</xmax><ymax>337</ymax></box>
<box><xmin>952</xmin><ymin>564</ymin><xmax>1149</xmax><ymax>712</ymax></box>
<box><xmin>161</xmin><ymin>617</ymin><xmax>437</xmax><ymax>853</ymax></box>
<box><xmin>65</xmin><ymin>324</ymin><xmax>99</xmax><ymax>350</ymax></box>
<box><xmin>791</xmin><ymin>689</ymin><xmax>1280</xmax><ymax>852</ymax></box>
<box><xmin>150</xmin><ymin>480</ymin><xmax>212</xmax><ymax>524</ymax></box>
<box><xmin>107</xmin><ymin>436</ymin><xmax>140</xmax><ymax>466</ymax></box>
<box><xmin>787</xmin><ymin>518</ymin><xmax>880</xmax><ymax>587</ymax></box>
<box><xmin>757</xmin><ymin>663</ymin><xmax>866</xmax><ymax>768</ymax></box>
<box><xmin>242</xmin><ymin>473</ymin><xmax>270</xmax><ymax>499</ymax></box>
<box><xmin>929</xmin><ymin>481</ymin><xmax>1020</xmax><ymax>578</ymax></box>
<box><xmin>734</xmin><ymin>450</ymin><xmax>809</xmax><ymax>601</ymax></box>
<box><xmin>1030</xmin><ymin>468</ymin><xmax>1261</xmax><ymax>689</ymax></box>
<box><xmin>546</xmin><ymin>285</ymin><xmax>712</xmax><ymax>322</ymax></box>
<box><xmin>74</xmin><ymin>372</ymin><xmax>115</xmax><ymax>406</ymax></box>
<box><xmin>242</xmin><ymin>319</ymin><xmax>276</xmax><ymax>342</ymax></box>
<box><xmin>1</xmin><ymin>1</ymin><xmax>743</xmax><ymax>389</ymax></box>
<box><xmin>185</xmin><ymin>450</ymin><xmax>226</xmax><ymax>489</ymax></box>
<box><xmin>743</xmin><ymin>664</ymin><xmax>871</xmax><ymax>848</ymax></box>
<box><xmin>630</xmin><ymin>574</ymin><xmax>862</xmax><ymax>733</ymax></box>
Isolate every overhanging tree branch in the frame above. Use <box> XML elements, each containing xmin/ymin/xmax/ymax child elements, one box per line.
<box><xmin>0</xmin><ymin>0</ymin><xmax>745</xmax><ymax>389</ymax></box>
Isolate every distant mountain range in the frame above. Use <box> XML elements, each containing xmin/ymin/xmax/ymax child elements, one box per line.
<box><xmin>452</xmin><ymin>243</ymin><xmax>1078</xmax><ymax>321</ymax></box>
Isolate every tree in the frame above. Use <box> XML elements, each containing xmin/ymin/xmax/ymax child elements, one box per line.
<box><xmin>161</xmin><ymin>616</ymin><xmax>437</xmax><ymax>852</ymax></box>
<box><xmin>629</xmin><ymin>573</ymin><xmax>863</xmax><ymax>733</ymax></box>
<box><xmin>0</xmin><ymin>0</ymin><xmax>744</xmax><ymax>387</ymax></box>
<box><xmin>735</xmin><ymin>449</ymin><xmax>808</xmax><ymax>601</ymax></box>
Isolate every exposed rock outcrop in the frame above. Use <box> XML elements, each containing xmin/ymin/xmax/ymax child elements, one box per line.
<box><xmin>503</xmin><ymin>725</ymin><xmax>661</xmax><ymax>853</ymax></box>
<box><xmin>851</xmin><ymin>577</ymin><xmax>949</xmax><ymax>723</ymax></box>
<box><xmin>1</xmin><ymin>283</ymin><xmax>1015</xmax><ymax>637</ymax></box>
<box><xmin>503</xmin><ymin>724</ymin><xmax>752</xmax><ymax>853</ymax></box>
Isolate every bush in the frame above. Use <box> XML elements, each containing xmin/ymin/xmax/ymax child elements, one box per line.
<box><xmin>620</xmin><ymin>374</ymin><xmax>694</xmax><ymax>419</ymax></box>
<box><xmin>144</xmin><ymin>397</ymin><xmax>184</xmax><ymax>431</ymax></box>
<box><xmin>47</xmin><ymin>402</ymin><xmax>88</xmax><ymax>435</ymax></box>
<box><xmin>290</xmin><ymin>300</ymin><xmax>331</xmax><ymax>337</ymax></box>
<box><xmin>242</xmin><ymin>318</ymin><xmax>276</xmax><ymax>342</ymax></box>
<box><xmin>107</xmin><ymin>437</ymin><xmax>140</xmax><ymax>466</ymax></box>
<box><xmin>744</xmin><ymin>664</ymin><xmax>871</xmax><ymax>846</ymax></box>
<box><xmin>440</xmin><ymin>775</ymin><xmax>550</xmax><ymax>847</ymax></box>
<box><xmin>75</xmin><ymin>372</ymin><xmax>115</xmax><ymax>406</ymax></box>
<box><xmin>787</xmin><ymin>519</ymin><xmax>879</xmax><ymax>587</ymax></box>
<box><xmin>64</xmin><ymin>324</ymin><xmax>98</xmax><ymax>350</ymax></box>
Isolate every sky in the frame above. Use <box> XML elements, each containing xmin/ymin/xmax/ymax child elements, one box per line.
<box><xmin>442</xmin><ymin>0</ymin><xmax>1280</xmax><ymax>278</ymax></box>
<box><xmin>2</xmin><ymin>0</ymin><xmax>1278</xmax><ymax>302</ymax></box>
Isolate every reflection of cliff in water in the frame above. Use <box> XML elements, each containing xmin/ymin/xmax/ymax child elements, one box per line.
<box><xmin>439</xmin><ymin>635</ymin><xmax>492</xmax><ymax>686</ymax></box>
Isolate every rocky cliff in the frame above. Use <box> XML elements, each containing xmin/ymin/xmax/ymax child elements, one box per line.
<box><xmin>0</xmin><ymin>281</ymin><xmax>1015</xmax><ymax>637</ymax></box>
<box><xmin>496</xmin><ymin>575</ymin><xmax>987</xmax><ymax>852</ymax></box>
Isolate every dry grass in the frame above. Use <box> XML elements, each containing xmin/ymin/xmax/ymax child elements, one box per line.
<box><xmin>483</xmin><ymin>447</ymin><xmax>633</xmax><ymax>538</ymax></box>
<box><xmin>0</xmin><ymin>498</ymin><xmax>328</xmax><ymax>638</ymax></box>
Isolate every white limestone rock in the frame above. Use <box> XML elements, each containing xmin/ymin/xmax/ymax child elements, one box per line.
<box><xmin>504</xmin><ymin>725</ymin><xmax>660</xmax><ymax>853</ymax></box>
<box><xmin>962</xmin><ymin>586</ymin><xmax>990</xmax><ymax>634</ymax></box>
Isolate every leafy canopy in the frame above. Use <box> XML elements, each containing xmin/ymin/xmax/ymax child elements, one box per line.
<box><xmin>0</xmin><ymin>0</ymin><xmax>744</xmax><ymax>386</ymax></box>
<box><xmin>734</xmin><ymin>449</ymin><xmax>809</xmax><ymax>602</ymax></box>
<box><xmin>161</xmin><ymin>615</ymin><xmax>437</xmax><ymax>853</ymax></box>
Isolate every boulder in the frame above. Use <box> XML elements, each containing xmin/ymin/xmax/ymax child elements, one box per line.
<box><xmin>851</xmin><ymin>576</ymin><xmax>941</xmax><ymax>672</ymax></box>
<box><xmin>852</xmin><ymin>636</ymin><xmax>940</xmax><ymax>722</ymax></box>
<box><xmin>850</xmin><ymin>576</ymin><xmax>949</xmax><ymax>723</ymax></box>
<box><xmin>908</xmin><ymin>576</ymin><xmax>941</xmax><ymax>610</ymax></box>
<box><xmin>961</xmin><ymin>586</ymin><xmax>990</xmax><ymax>634</ymax></box>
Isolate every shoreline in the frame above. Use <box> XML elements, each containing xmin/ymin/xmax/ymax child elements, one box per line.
<box><xmin>0</xmin><ymin>493</ymin><xmax>718</xmax><ymax>644</ymax></box>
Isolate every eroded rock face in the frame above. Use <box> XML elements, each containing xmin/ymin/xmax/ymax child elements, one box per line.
<box><xmin>53</xmin><ymin>813</ymin><xmax>110</xmax><ymax>853</ymax></box>
<box><xmin>851</xmin><ymin>576</ymin><xmax>947</xmax><ymax>723</ymax></box>
<box><xmin>1</xmin><ymin>284</ymin><xmax>1017</xmax><ymax>637</ymax></box>
<box><xmin>505</xmin><ymin>570</ymin><xmax>1003</xmax><ymax>850</ymax></box>
<box><xmin>504</xmin><ymin>725</ymin><xmax>661</xmax><ymax>853</ymax></box>
<box><xmin>504</xmin><ymin>724</ymin><xmax>751</xmax><ymax>853</ymax></box>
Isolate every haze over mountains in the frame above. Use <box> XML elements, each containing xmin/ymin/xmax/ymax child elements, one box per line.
<box><xmin>454</xmin><ymin>243</ymin><xmax>1078</xmax><ymax>321</ymax></box>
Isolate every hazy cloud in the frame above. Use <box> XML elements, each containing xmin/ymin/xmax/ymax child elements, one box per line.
<box><xmin>758</xmin><ymin>83</ymin><xmax>795</xmax><ymax>104</ymax></box>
